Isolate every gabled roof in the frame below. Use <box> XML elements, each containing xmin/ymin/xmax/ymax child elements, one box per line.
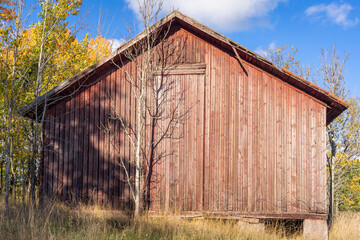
<box><xmin>20</xmin><ymin>10</ymin><xmax>348</xmax><ymax>124</ymax></box>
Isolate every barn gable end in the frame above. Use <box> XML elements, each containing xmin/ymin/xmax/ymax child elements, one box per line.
<box><xmin>21</xmin><ymin>11</ymin><xmax>347</xmax><ymax>222</ymax></box>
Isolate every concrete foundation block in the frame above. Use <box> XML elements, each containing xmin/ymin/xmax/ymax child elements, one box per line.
<box><xmin>303</xmin><ymin>219</ymin><xmax>328</xmax><ymax>240</ymax></box>
<box><xmin>238</xmin><ymin>219</ymin><xmax>265</xmax><ymax>232</ymax></box>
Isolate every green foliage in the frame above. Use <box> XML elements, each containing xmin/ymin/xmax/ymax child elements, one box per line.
<box><xmin>342</xmin><ymin>168</ymin><xmax>360</xmax><ymax>211</ymax></box>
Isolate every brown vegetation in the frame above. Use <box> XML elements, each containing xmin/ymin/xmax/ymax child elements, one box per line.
<box><xmin>1</xmin><ymin>200</ymin><xmax>359</xmax><ymax>239</ymax></box>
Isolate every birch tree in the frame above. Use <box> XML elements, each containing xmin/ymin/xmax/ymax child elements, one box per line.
<box><xmin>0</xmin><ymin>0</ymin><xmax>26</xmax><ymax>214</ymax></box>
<box><xmin>26</xmin><ymin>0</ymin><xmax>83</xmax><ymax>205</ymax></box>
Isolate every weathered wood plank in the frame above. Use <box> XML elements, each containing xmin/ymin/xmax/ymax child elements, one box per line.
<box><xmin>259</xmin><ymin>70</ymin><xmax>265</xmax><ymax>212</ymax></box>
<box><xmin>68</xmin><ymin>94</ymin><xmax>75</xmax><ymax>200</ymax></box>
<box><xmin>73</xmin><ymin>88</ymin><xmax>80</xmax><ymax>200</ymax></box>
<box><xmin>275</xmin><ymin>79</ymin><xmax>282</xmax><ymax>212</ymax></box>
<box><xmin>282</xmin><ymin>82</ymin><xmax>288</xmax><ymax>212</ymax></box>
<box><xmin>77</xmin><ymin>89</ymin><xmax>84</xmax><ymax>200</ymax></box>
<box><xmin>203</xmin><ymin>42</ymin><xmax>210</xmax><ymax>211</ymax></box>
<box><xmin>49</xmin><ymin>106</ymin><xmax>55</xmax><ymax>197</ymax></box>
<box><xmin>230</xmin><ymin>56</ymin><xmax>236</xmax><ymax>211</ymax></box>
<box><xmin>43</xmin><ymin>109</ymin><xmax>49</xmax><ymax>196</ymax></box>
<box><xmin>83</xmin><ymin>85</ymin><xmax>90</xmax><ymax>202</ymax></box>
<box><xmin>269</xmin><ymin>74</ymin><xmax>275</xmax><ymax>212</ymax></box>
<box><xmin>296</xmin><ymin>91</ymin><xmax>301</xmax><ymax>212</ymax></box>
<box><xmin>290</xmin><ymin>88</ymin><xmax>297</xmax><ymax>213</ymax></box>
<box><xmin>300</xmin><ymin>93</ymin><xmax>307</xmax><ymax>212</ymax></box>
<box><xmin>53</xmin><ymin>103</ymin><xmax>60</xmax><ymax>198</ymax></box>
<box><xmin>58</xmin><ymin>101</ymin><xmax>65</xmax><ymax>201</ymax></box>
<box><xmin>319</xmin><ymin>106</ymin><xmax>327</xmax><ymax>212</ymax></box>
<box><xmin>63</xmin><ymin>98</ymin><xmax>71</xmax><ymax>201</ymax></box>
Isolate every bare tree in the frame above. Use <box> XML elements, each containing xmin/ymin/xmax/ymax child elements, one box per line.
<box><xmin>102</xmin><ymin>0</ymin><xmax>190</xmax><ymax>217</ymax></box>
<box><xmin>265</xmin><ymin>45</ymin><xmax>315</xmax><ymax>83</ymax></box>
<box><xmin>320</xmin><ymin>46</ymin><xmax>360</xmax><ymax>226</ymax></box>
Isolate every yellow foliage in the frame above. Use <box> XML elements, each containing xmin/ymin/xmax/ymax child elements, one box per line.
<box><xmin>87</xmin><ymin>36</ymin><xmax>113</xmax><ymax>64</ymax></box>
<box><xmin>0</xmin><ymin>0</ymin><xmax>112</xmax><ymax>190</ymax></box>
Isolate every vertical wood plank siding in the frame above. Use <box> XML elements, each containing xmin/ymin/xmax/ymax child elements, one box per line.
<box><xmin>42</xmin><ymin>26</ymin><xmax>327</xmax><ymax>215</ymax></box>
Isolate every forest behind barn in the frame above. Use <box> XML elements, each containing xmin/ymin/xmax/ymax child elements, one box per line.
<box><xmin>1</xmin><ymin>0</ymin><xmax>360</xmax><ymax>239</ymax></box>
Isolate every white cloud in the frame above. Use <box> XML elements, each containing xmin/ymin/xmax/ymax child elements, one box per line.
<box><xmin>125</xmin><ymin>0</ymin><xmax>286</xmax><ymax>31</ymax></box>
<box><xmin>305</xmin><ymin>3</ymin><xmax>359</xmax><ymax>28</ymax></box>
<box><xmin>255</xmin><ymin>41</ymin><xmax>276</xmax><ymax>58</ymax></box>
<box><xmin>108</xmin><ymin>38</ymin><xmax>125</xmax><ymax>52</ymax></box>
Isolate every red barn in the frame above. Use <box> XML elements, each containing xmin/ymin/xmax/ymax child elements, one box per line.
<box><xmin>21</xmin><ymin>10</ymin><xmax>347</xmax><ymax>237</ymax></box>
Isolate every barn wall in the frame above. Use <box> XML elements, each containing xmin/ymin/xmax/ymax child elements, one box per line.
<box><xmin>43</xmin><ymin>60</ymin><xmax>137</xmax><ymax>208</ymax></box>
<box><xmin>148</xmin><ymin>27</ymin><xmax>328</xmax><ymax>215</ymax></box>
<box><xmin>42</xmin><ymin>25</ymin><xmax>327</xmax><ymax>216</ymax></box>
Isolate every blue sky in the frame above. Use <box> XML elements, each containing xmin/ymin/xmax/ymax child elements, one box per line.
<box><xmin>72</xmin><ymin>0</ymin><xmax>360</xmax><ymax>98</ymax></box>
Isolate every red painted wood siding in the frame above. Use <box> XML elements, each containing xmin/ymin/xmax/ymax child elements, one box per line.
<box><xmin>42</xmin><ymin>26</ymin><xmax>327</xmax><ymax>215</ymax></box>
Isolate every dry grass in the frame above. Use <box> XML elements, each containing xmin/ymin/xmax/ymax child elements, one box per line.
<box><xmin>0</xmin><ymin>201</ymin><xmax>359</xmax><ymax>240</ymax></box>
<box><xmin>329</xmin><ymin>212</ymin><xmax>360</xmax><ymax>239</ymax></box>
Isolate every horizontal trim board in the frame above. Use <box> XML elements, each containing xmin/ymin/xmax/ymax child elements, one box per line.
<box><xmin>154</xmin><ymin>63</ymin><xmax>206</xmax><ymax>75</ymax></box>
<box><xmin>148</xmin><ymin>211</ymin><xmax>328</xmax><ymax>220</ymax></box>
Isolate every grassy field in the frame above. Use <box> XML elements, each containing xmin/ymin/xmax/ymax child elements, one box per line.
<box><xmin>0</xmin><ymin>201</ymin><xmax>359</xmax><ymax>240</ymax></box>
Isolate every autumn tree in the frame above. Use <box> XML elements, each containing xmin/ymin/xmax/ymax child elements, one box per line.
<box><xmin>0</xmin><ymin>0</ymin><xmax>26</xmax><ymax>214</ymax></box>
<box><xmin>0</xmin><ymin>0</ymin><xmax>113</xmax><ymax>210</ymax></box>
<box><xmin>18</xmin><ymin>0</ymin><xmax>78</xmax><ymax>206</ymax></box>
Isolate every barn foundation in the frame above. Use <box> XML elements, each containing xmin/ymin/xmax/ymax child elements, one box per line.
<box><xmin>303</xmin><ymin>219</ymin><xmax>328</xmax><ymax>240</ymax></box>
<box><xmin>237</xmin><ymin>218</ymin><xmax>265</xmax><ymax>233</ymax></box>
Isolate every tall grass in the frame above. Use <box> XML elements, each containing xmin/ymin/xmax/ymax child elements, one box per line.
<box><xmin>329</xmin><ymin>211</ymin><xmax>360</xmax><ymax>239</ymax></box>
<box><xmin>0</xmin><ymin>200</ymin><xmax>358</xmax><ymax>239</ymax></box>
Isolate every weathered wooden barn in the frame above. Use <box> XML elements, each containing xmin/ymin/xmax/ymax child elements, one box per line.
<box><xmin>21</xmin><ymin>10</ymin><xmax>347</xmax><ymax>228</ymax></box>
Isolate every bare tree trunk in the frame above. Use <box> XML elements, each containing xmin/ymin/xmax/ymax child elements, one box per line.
<box><xmin>328</xmin><ymin>157</ymin><xmax>334</xmax><ymax>226</ymax></box>
<box><xmin>29</xmin><ymin>2</ymin><xmax>47</xmax><ymax>206</ymax></box>
<box><xmin>0</xmin><ymin>161</ymin><xmax>3</xmax><ymax>195</ymax></box>
<box><xmin>133</xmin><ymin>0</ymin><xmax>155</xmax><ymax>218</ymax></box>
<box><xmin>145</xmin><ymin>116</ymin><xmax>156</xmax><ymax>209</ymax></box>
<box><xmin>327</xmin><ymin>128</ymin><xmax>336</xmax><ymax>227</ymax></box>
<box><xmin>321</xmin><ymin>46</ymin><xmax>351</xmax><ymax>226</ymax></box>
<box><xmin>29</xmin><ymin>120</ymin><xmax>39</xmax><ymax>206</ymax></box>
<box><xmin>13</xmin><ymin>173</ymin><xmax>16</xmax><ymax>204</ymax></box>
<box><xmin>21</xmin><ymin>157</ymin><xmax>26</xmax><ymax>207</ymax></box>
<box><xmin>4</xmin><ymin>56</ymin><xmax>16</xmax><ymax>213</ymax></box>
<box><xmin>134</xmin><ymin>110</ymin><xmax>142</xmax><ymax>218</ymax></box>
<box><xmin>4</xmin><ymin>135</ymin><xmax>11</xmax><ymax>214</ymax></box>
<box><xmin>134</xmin><ymin>55</ymin><xmax>148</xmax><ymax>218</ymax></box>
<box><xmin>2</xmin><ymin>0</ymin><xmax>25</xmax><ymax>214</ymax></box>
<box><xmin>134</xmin><ymin>102</ymin><xmax>143</xmax><ymax>218</ymax></box>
